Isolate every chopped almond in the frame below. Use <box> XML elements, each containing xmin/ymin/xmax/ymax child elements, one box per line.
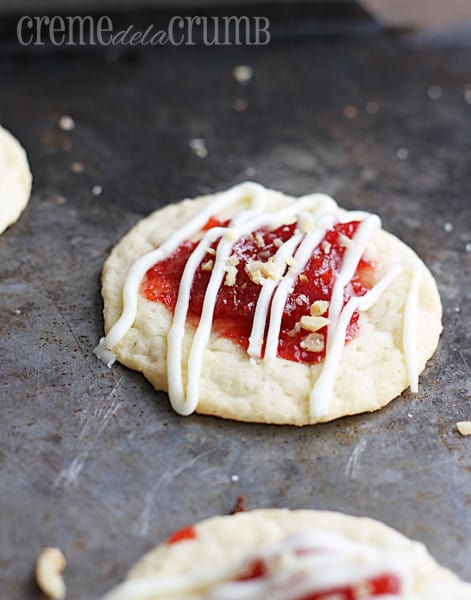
<box><xmin>245</xmin><ymin>258</ymin><xmax>279</xmax><ymax>284</ymax></box>
<box><xmin>321</xmin><ymin>241</ymin><xmax>331</xmax><ymax>254</ymax></box>
<box><xmin>254</xmin><ymin>232</ymin><xmax>265</xmax><ymax>248</ymax></box>
<box><xmin>222</xmin><ymin>255</ymin><xmax>240</xmax><ymax>286</ymax></box>
<box><xmin>35</xmin><ymin>548</ymin><xmax>66</xmax><ymax>600</ymax></box>
<box><xmin>201</xmin><ymin>259</ymin><xmax>214</xmax><ymax>272</ymax></box>
<box><xmin>300</xmin><ymin>315</ymin><xmax>330</xmax><ymax>332</ymax></box>
<box><xmin>295</xmin><ymin>294</ymin><xmax>309</xmax><ymax>306</ymax></box>
<box><xmin>457</xmin><ymin>421</ymin><xmax>471</xmax><ymax>436</ymax></box>
<box><xmin>300</xmin><ymin>332</ymin><xmax>325</xmax><ymax>352</ymax></box>
<box><xmin>310</xmin><ymin>300</ymin><xmax>330</xmax><ymax>317</ymax></box>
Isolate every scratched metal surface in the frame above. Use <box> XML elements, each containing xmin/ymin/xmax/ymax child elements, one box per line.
<box><xmin>0</xmin><ymin>28</ymin><xmax>470</xmax><ymax>600</ymax></box>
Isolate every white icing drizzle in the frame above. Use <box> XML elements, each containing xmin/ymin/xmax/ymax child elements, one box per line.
<box><xmin>326</xmin><ymin>214</ymin><xmax>381</xmax><ymax>352</ymax></box>
<box><xmin>94</xmin><ymin>181</ymin><xmax>267</xmax><ymax>365</ymax></box>
<box><xmin>100</xmin><ymin>529</ymin><xmax>411</xmax><ymax>600</ymax></box>
<box><xmin>248</xmin><ymin>232</ymin><xmax>303</xmax><ymax>358</ymax></box>
<box><xmin>264</xmin><ymin>214</ymin><xmax>336</xmax><ymax>361</ymax></box>
<box><xmin>169</xmin><ymin>194</ymin><xmax>336</xmax><ymax>415</ymax></box>
<box><xmin>247</xmin><ymin>193</ymin><xmax>338</xmax><ymax>359</ymax></box>
<box><xmin>310</xmin><ymin>264</ymin><xmax>404</xmax><ymax>418</ymax></box>
<box><xmin>94</xmin><ymin>182</ymin><xmax>422</xmax><ymax>419</ymax></box>
<box><xmin>403</xmin><ymin>266</ymin><xmax>421</xmax><ymax>394</ymax></box>
<box><xmin>167</xmin><ymin>225</ymin><xmax>230</xmax><ymax>414</ymax></box>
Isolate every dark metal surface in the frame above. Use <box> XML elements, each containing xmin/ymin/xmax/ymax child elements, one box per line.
<box><xmin>0</xmin><ymin>24</ymin><xmax>470</xmax><ymax>600</ymax></box>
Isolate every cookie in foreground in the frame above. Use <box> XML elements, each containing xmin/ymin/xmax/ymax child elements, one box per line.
<box><xmin>0</xmin><ymin>124</ymin><xmax>32</xmax><ymax>235</ymax></box>
<box><xmin>100</xmin><ymin>509</ymin><xmax>471</xmax><ymax>599</ymax></box>
<box><xmin>95</xmin><ymin>182</ymin><xmax>442</xmax><ymax>425</ymax></box>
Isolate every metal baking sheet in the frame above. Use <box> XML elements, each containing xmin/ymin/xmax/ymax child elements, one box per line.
<box><xmin>1</xmin><ymin>20</ymin><xmax>470</xmax><ymax>599</ymax></box>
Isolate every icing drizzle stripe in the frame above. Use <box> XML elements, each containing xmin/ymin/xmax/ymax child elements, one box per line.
<box><xmin>403</xmin><ymin>267</ymin><xmax>421</xmax><ymax>394</ymax></box>
<box><xmin>326</xmin><ymin>214</ymin><xmax>381</xmax><ymax>352</ymax></box>
<box><xmin>310</xmin><ymin>264</ymin><xmax>404</xmax><ymax>418</ymax></box>
<box><xmin>264</xmin><ymin>215</ymin><xmax>336</xmax><ymax>361</ymax></box>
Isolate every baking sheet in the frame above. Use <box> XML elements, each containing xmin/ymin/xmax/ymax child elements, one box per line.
<box><xmin>0</xmin><ymin>22</ymin><xmax>470</xmax><ymax>599</ymax></box>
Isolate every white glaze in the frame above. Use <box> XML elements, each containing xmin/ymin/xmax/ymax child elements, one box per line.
<box><xmin>310</xmin><ymin>264</ymin><xmax>404</xmax><ymax>418</ymax></box>
<box><xmin>326</xmin><ymin>214</ymin><xmax>381</xmax><ymax>352</ymax></box>
<box><xmin>403</xmin><ymin>267</ymin><xmax>421</xmax><ymax>394</ymax></box>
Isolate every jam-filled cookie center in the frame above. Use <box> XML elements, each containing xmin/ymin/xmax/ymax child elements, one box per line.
<box><xmin>142</xmin><ymin>218</ymin><xmax>374</xmax><ymax>365</ymax></box>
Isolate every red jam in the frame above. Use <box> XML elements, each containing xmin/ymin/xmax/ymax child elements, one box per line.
<box><xmin>237</xmin><ymin>559</ymin><xmax>266</xmax><ymax>581</ymax></box>
<box><xmin>299</xmin><ymin>574</ymin><xmax>401</xmax><ymax>599</ymax></box>
<box><xmin>142</xmin><ymin>218</ymin><xmax>374</xmax><ymax>365</ymax></box>
<box><xmin>166</xmin><ymin>524</ymin><xmax>197</xmax><ymax>544</ymax></box>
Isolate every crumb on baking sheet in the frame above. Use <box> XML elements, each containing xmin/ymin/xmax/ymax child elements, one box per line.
<box><xmin>366</xmin><ymin>101</ymin><xmax>379</xmax><ymax>114</ymax></box>
<box><xmin>92</xmin><ymin>185</ymin><xmax>103</xmax><ymax>196</ymax></box>
<box><xmin>343</xmin><ymin>105</ymin><xmax>358</xmax><ymax>119</ymax></box>
<box><xmin>443</xmin><ymin>221</ymin><xmax>454</xmax><ymax>233</ymax></box>
<box><xmin>232</xmin><ymin>65</ymin><xmax>253</xmax><ymax>85</ymax></box>
<box><xmin>189</xmin><ymin>138</ymin><xmax>208</xmax><ymax>159</ymax></box>
<box><xmin>58</xmin><ymin>115</ymin><xmax>75</xmax><ymax>131</ymax></box>
<box><xmin>427</xmin><ymin>85</ymin><xmax>442</xmax><ymax>100</ymax></box>
<box><xmin>457</xmin><ymin>421</ymin><xmax>471</xmax><ymax>436</ymax></box>
<box><xmin>35</xmin><ymin>547</ymin><xmax>66</xmax><ymax>600</ymax></box>
<box><xmin>396</xmin><ymin>147</ymin><xmax>409</xmax><ymax>160</ymax></box>
<box><xmin>233</xmin><ymin>97</ymin><xmax>248</xmax><ymax>112</ymax></box>
<box><xmin>229</xmin><ymin>495</ymin><xmax>246</xmax><ymax>514</ymax></box>
<box><xmin>70</xmin><ymin>161</ymin><xmax>84</xmax><ymax>173</ymax></box>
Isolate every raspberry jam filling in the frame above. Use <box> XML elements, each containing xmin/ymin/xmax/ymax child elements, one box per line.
<box><xmin>166</xmin><ymin>524</ymin><xmax>197</xmax><ymax>544</ymax></box>
<box><xmin>299</xmin><ymin>574</ymin><xmax>401</xmax><ymax>600</ymax></box>
<box><xmin>142</xmin><ymin>218</ymin><xmax>374</xmax><ymax>365</ymax></box>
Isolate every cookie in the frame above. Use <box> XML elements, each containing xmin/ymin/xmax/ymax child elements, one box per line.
<box><xmin>101</xmin><ymin>509</ymin><xmax>471</xmax><ymax>599</ymax></box>
<box><xmin>95</xmin><ymin>182</ymin><xmax>442</xmax><ymax>425</ymax></box>
<box><xmin>0</xmin><ymin>124</ymin><xmax>32</xmax><ymax>235</ymax></box>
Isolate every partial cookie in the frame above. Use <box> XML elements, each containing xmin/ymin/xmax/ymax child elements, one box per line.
<box><xmin>95</xmin><ymin>182</ymin><xmax>442</xmax><ymax>425</ymax></box>
<box><xmin>0</xmin><ymin>124</ymin><xmax>32</xmax><ymax>235</ymax></box>
<box><xmin>101</xmin><ymin>509</ymin><xmax>471</xmax><ymax>599</ymax></box>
